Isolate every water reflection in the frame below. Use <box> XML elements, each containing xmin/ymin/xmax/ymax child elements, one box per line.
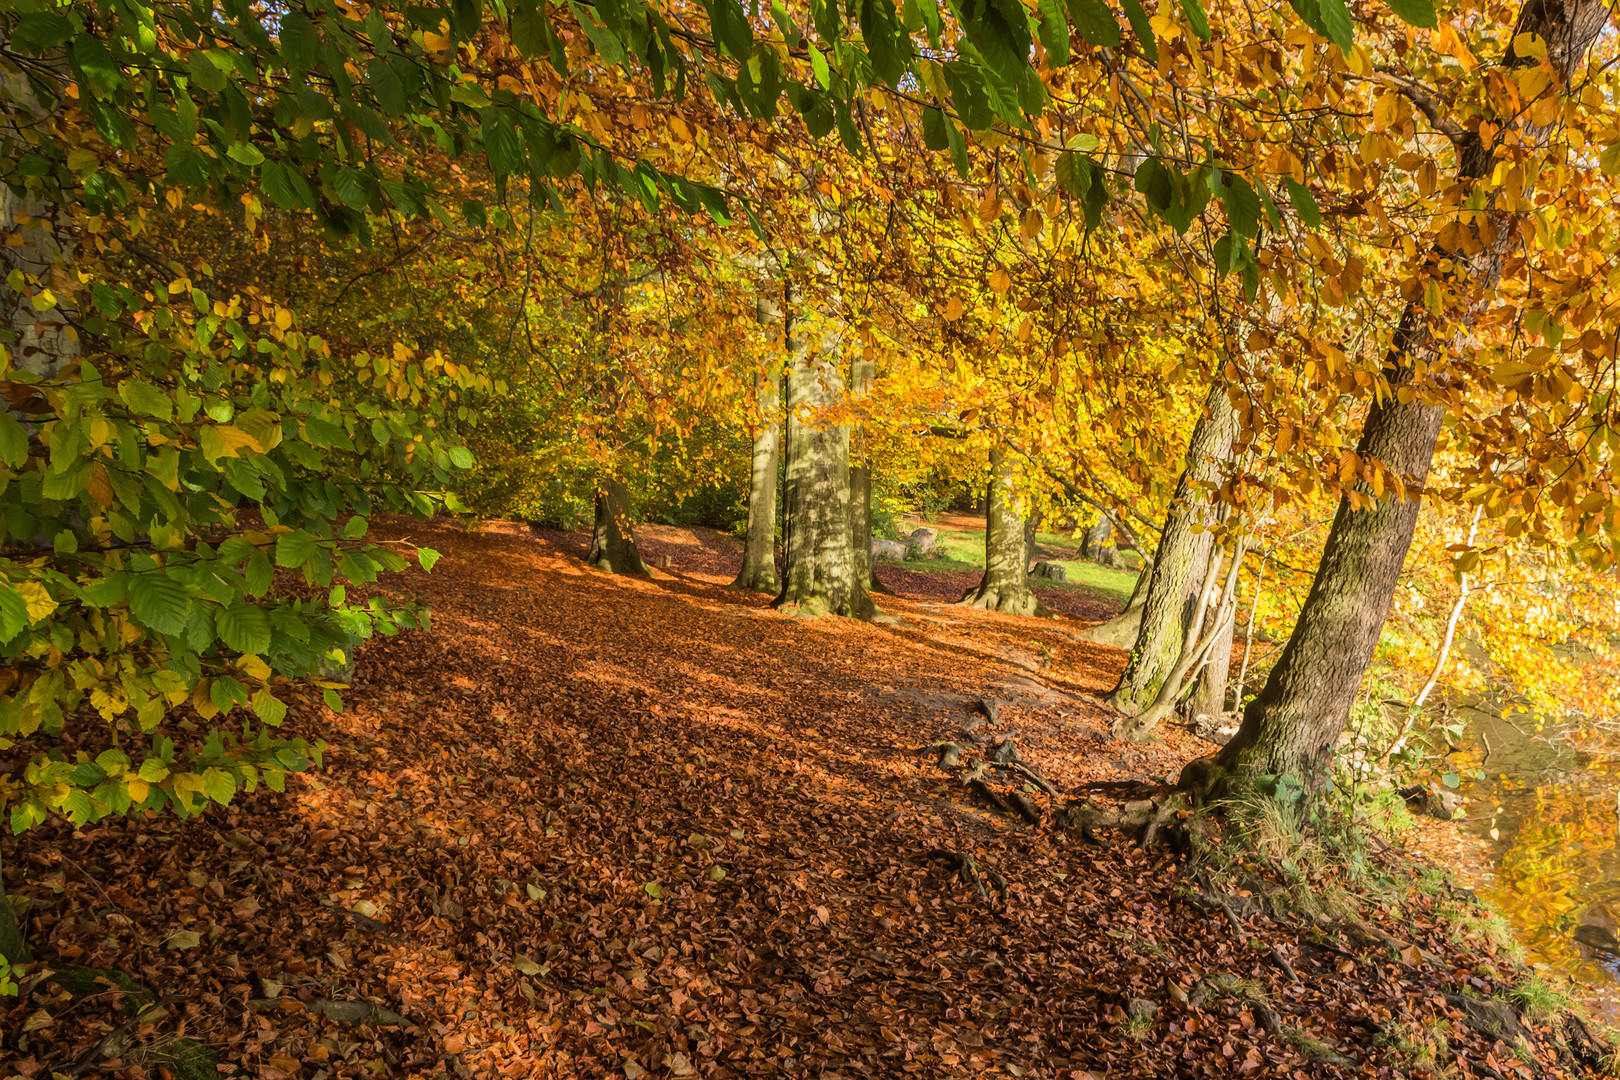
<box><xmin>1458</xmin><ymin>706</ymin><xmax>1620</xmax><ymax>1013</ymax></box>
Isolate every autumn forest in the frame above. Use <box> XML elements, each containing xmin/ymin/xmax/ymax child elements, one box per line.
<box><xmin>4</xmin><ymin>0</ymin><xmax>1620</xmax><ymax>1074</ymax></box>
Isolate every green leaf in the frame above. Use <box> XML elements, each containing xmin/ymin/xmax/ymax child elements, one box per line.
<box><xmin>1177</xmin><ymin>0</ymin><xmax>1210</xmax><ymax>40</ymax></box>
<box><xmin>128</xmin><ymin>573</ymin><xmax>191</xmax><ymax>636</ymax></box>
<box><xmin>253</xmin><ymin>689</ymin><xmax>288</xmax><ymax>725</ymax></box>
<box><xmin>279</xmin><ymin>12</ymin><xmax>321</xmax><ymax>70</ymax></box>
<box><xmin>702</xmin><ymin>0</ymin><xmax>754</xmax><ymax>59</ymax></box>
<box><xmin>1384</xmin><ymin>0</ymin><xmax>1436</xmax><ymax>26</ymax></box>
<box><xmin>1036</xmin><ymin>0</ymin><xmax>1071</xmax><ymax>64</ymax></box>
<box><xmin>1285</xmin><ymin>177</ymin><xmax>1321</xmax><ymax>228</ymax></box>
<box><xmin>203</xmin><ymin>768</ymin><xmax>238</xmax><ymax>804</ymax></box>
<box><xmin>566</xmin><ymin>1</ymin><xmax>628</xmax><ymax>65</ymax></box>
<box><xmin>1055</xmin><ymin>151</ymin><xmax>1092</xmax><ymax>199</ymax></box>
<box><xmin>1067</xmin><ymin>0</ymin><xmax>1120</xmax><ymax>46</ymax></box>
<box><xmin>333</xmin><ymin>168</ymin><xmax>372</xmax><ymax>210</ymax></box>
<box><xmin>1317</xmin><ymin>0</ymin><xmax>1354</xmax><ymax>52</ymax></box>
<box><xmin>118</xmin><ymin>379</ymin><xmax>173</xmax><ymax>421</ymax></box>
<box><xmin>922</xmin><ymin>105</ymin><xmax>951</xmax><ymax>151</ymax></box>
<box><xmin>417</xmin><ymin>547</ymin><xmax>441</xmax><ymax>572</ymax></box>
<box><xmin>1119</xmin><ymin>0</ymin><xmax>1156</xmax><ymax>62</ymax></box>
<box><xmin>0</xmin><ymin>414</ymin><xmax>29</xmax><ymax>467</ymax></box>
<box><xmin>0</xmin><ymin>587</ymin><xmax>27</xmax><ymax>643</ymax></box>
<box><xmin>275</xmin><ymin>531</ymin><xmax>321</xmax><ymax>569</ymax></box>
<box><xmin>72</xmin><ymin>35</ymin><xmax>122</xmax><ymax>94</ymax></box>
<box><xmin>1223</xmin><ymin>175</ymin><xmax>1261</xmax><ymax>238</ymax></box>
<box><xmin>216</xmin><ymin>601</ymin><xmax>272</xmax><ymax>655</ymax></box>
<box><xmin>227</xmin><ymin>142</ymin><xmax>265</xmax><ymax>166</ymax></box>
<box><xmin>643</xmin><ymin>881</ymin><xmax>665</xmax><ymax>899</ymax></box>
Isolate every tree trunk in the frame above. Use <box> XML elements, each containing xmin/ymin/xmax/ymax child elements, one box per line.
<box><xmin>732</xmin><ymin>367</ymin><xmax>782</xmax><ymax>593</ymax></box>
<box><xmin>1108</xmin><ymin>383</ymin><xmax>1237</xmax><ymax>713</ymax></box>
<box><xmin>1</xmin><ymin>50</ymin><xmax>77</xmax><ymax>381</ymax></box>
<box><xmin>586</xmin><ymin>479</ymin><xmax>649</xmax><ymax>575</ymax></box>
<box><xmin>774</xmin><ymin>322</ymin><xmax>874</xmax><ymax>619</ymax></box>
<box><xmin>847</xmin><ymin>359</ymin><xmax>891</xmax><ymax>595</ymax></box>
<box><xmin>1188</xmin><ymin>615</ymin><xmax>1235</xmax><ymax>719</ymax></box>
<box><xmin>959</xmin><ymin>449</ymin><xmax>1049</xmax><ymax>617</ymax></box>
<box><xmin>1198</xmin><ymin>0</ymin><xmax>1610</xmax><ymax>792</ymax></box>
<box><xmin>1079</xmin><ymin>517</ymin><xmax>1111</xmax><ymax>560</ymax></box>
<box><xmin>0</xmin><ymin>849</ymin><xmax>29</xmax><ymax>964</ymax></box>
<box><xmin>1078</xmin><ymin>561</ymin><xmax>1154</xmax><ymax>647</ymax></box>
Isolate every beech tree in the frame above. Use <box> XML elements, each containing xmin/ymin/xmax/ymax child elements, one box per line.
<box><xmin>1107</xmin><ymin>384</ymin><xmax>1236</xmax><ymax>714</ymax></box>
<box><xmin>774</xmin><ymin>314</ymin><xmax>874</xmax><ymax>619</ymax></box>
<box><xmin>959</xmin><ymin>449</ymin><xmax>1049</xmax><ymax>616</ymax></box>
<box><xmin>1200</xmin><ymin>0</ymin><xmax>1614</xmax><ymax>790</ymax></box>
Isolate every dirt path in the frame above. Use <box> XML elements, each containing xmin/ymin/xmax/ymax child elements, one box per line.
<box><xmin>2</xmin><ymin>519</ymin><xmax>1583</xmax><ymax>1079</ymax></box>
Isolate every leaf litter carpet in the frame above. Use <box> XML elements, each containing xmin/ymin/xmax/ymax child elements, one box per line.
<box><xmin>2</xmin><ymin>519</ymin><xmax>1589</xmax><ymax>1079</ymax></box>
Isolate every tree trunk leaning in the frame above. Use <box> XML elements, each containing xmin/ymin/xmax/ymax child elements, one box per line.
<box><xmin>1195</xmin><ymin>0</ymin><xmax>1610</xmax><ymax>793</ymax></box>
<box><xmin>958</xmin><ymin>449</ymin><xmax>1050</xmax><ymax>617</ymax></box>
<box><xmin>587</xmin><ymin>479</ymin><xmax>650</xmax><ymax>576</ymax></box>
<box><xmin>1108</xmin><ymin>383</ymin><xmax>1237</xmax><ymax>713</ymax></box>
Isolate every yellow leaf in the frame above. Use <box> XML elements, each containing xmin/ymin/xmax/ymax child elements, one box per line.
<box><xmin>275</xmin><ymin>308</ymin><xmax>293</xmax><ymax>331</ymax></box>
<box><xmin>15</xmin><ymin>581</ymin><xmax>57</xmax><ymax>625</ymax></box>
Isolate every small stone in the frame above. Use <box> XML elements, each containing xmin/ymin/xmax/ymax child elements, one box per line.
<box><xmin>1127</xmin><ymin>997</ymin><xmax>1159</xmax><ymax>1021</ymax></box>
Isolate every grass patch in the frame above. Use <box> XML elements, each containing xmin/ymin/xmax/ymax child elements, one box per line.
<box><xmin>1506</xmin><ymin>973</ymin><xmax>1570</xmax><ymax>1022</ymax></box>
<box><xmin>1120</xmin><ymin>1012</ymin><xmax>1154</xmax><ymax>1039</ymax></box>
<box><xmin>890</xmin><ymin>524</ymin><xmax>1141</xmax><ymax>607</ymax></box>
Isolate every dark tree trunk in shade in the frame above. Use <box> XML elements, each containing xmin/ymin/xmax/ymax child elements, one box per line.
<box><xmin>732</xmin><ymin>366</ymin><xmax>782</xmax><ymax>593</ymax></box>
<box><xmin>959</xmin><ymin>449</ymin><xmax>1049</xmax><ymax>617</ymax></box>
<box><xmin>1109</xmin><ymin>383</ymin><xmax>1237</xmax><ymax>714</ymax></box>
<box><xmin>774</xmin><ymin>325</ymin><xmax>874</xmax><ymax>619</ymax></box>
<box><xmin>0</xmin><ymin>850</ymin><xmax>30</xmax><ymax>964</ymax></box>
<box><xmin>1191</xmin><ymin>0</ymin><xmax>1611</xmax><ymax>792</ymax></box>
<box><xmin>586</xmin><ymin>480</ymin><xmax>649</xmax><ymax>576</ymax></box>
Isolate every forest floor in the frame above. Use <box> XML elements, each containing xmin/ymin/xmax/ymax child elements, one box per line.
<box><xmin>2</xmin><ymin>518</ymin><xmax>1609</xmax><ymax>1079</ymax></box>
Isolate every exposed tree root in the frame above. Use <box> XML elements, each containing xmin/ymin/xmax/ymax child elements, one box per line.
<box><xmin>956</xmin><ymin>585</ymin><xmax>1052</xmax><ymax>618</ymax></box>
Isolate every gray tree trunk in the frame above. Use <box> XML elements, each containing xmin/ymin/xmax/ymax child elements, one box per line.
<box><xmin>732</xmin><ymin>367</ymin><xmax>782</xmax><ymax>593</ymax></box>
<box><xmin>959</xmin><ymin>449</ymin><xmax>1049</xmax><ymax>617</ymax></box>
<box><xmin>1079</xmin><ymin>517</ymin><xmax>1112</xmax><ymax>560</ymax></box>
<box><xmin>774</xmin><ymin>323</ymin><xmax>874</xmax><ymax>619</ymax></box>
<box><xmin>587</xmin><ymin>479</ymin><xmax>649</xmax><ymax>575</ymax></box>
<box><xmin>1197</xmin><ymin>0</ymin><xmax>1610</xmax><ymax>792</ymax></box>
<box><xmin>847</xmin><ymin>359</ymin><xmax>891</xmax><ymax>595</ymax></box>
<box><xmin>1</xmin><ymin>51</ymin><xmax>77</xmax><ymax>380</ymax></box>
<box><xmin>1109</xmin><ymin>383</ymin><xmax>1237</xmax><ymax>713</ymax></box>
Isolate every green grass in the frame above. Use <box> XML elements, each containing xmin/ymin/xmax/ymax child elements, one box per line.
<box><xmin>890</xmin><ymin>523</ymin><xmax>1142</xmax><ymax>608</ymax></box>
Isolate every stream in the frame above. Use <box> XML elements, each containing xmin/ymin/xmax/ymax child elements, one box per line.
<box><xmin>1457</xmin><ymin>704</ymin><xmax>1620</xmax><ymax>1015</ymax></box>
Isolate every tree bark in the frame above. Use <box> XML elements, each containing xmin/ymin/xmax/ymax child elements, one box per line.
<box><xmin>732</xmin><ymin>366</ymin><xmax>782</xmax><ymax>593</ymax></box>
<box><xmin>1079</xmin><ymin>516</ymin><xmax>1112</xmax><ymax>560</ymax></box>
<box><xmin>774</xmin><ymin>320</ymin><xmax>874</xmax><ymax>619</ymax></box>
<box><xmin>1108</xmin><ymin>383</ymin><xmax>1237</xmax><ymax>713</ymax></box>
<box><xmin>847</xmin><ymin>358</ymin><xmax>891</xmax><ymax>595</ymax></box>
<box><xmin>959</xmin><ymin>449</ymin><xmax>1049</xmax><ymax>617</ymax></box>
<box><xmin>1198</xmin><ymin>0</ymin><xmax>1610</xmax><ymax>791</ymax></box>
<box><xmin>1</xmin><ymin>47</ymin><xmax>77</xmax><ymax>380</ymax></box>
<box><xmin>586</xmin><ymin>479</ymin><xmax>649</xmax><ymax>575</ymax></box>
